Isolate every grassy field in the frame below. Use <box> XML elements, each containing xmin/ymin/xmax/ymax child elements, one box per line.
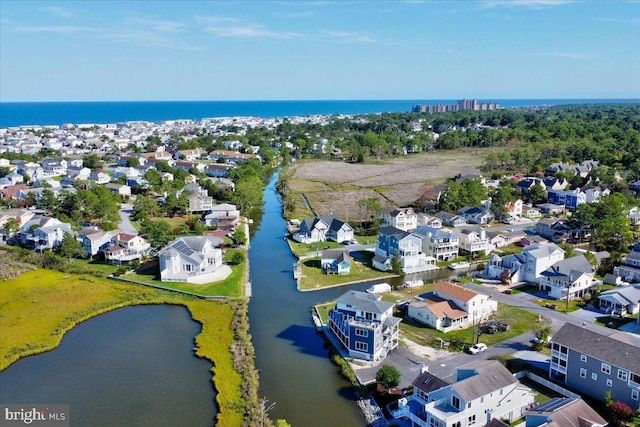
<box><xmin>281</xmin><ymin>149</ymin><xmax>492</xmax><ymax>220</ymax></box>
<box><xmin>398</xmin><ymin>302</ymin><xmax>541</xmax><ymax>352</ymax></box>
<box><xmin>315</xmin><ymin>302</ymin><xmax>336</xmax><ymax>324</ymax></box>
<box><xmin>127</xmin><ymin>248</ymin><xmax>246</xmax><ymax>298</ymax></box>
<box><xmin>0</xmin><ymin>269</ymin><xmax>246</xmax><ymax>426</ymax></box>
<box><xmin>298</xmin><ymin>253</ymin><xmax>395</xmax><ymax>291</ymax></box>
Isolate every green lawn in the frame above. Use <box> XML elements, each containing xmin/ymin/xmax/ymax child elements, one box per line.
<box><xmin>298</xmin><ymin>253</ymin><xmax>394</xmax><ymax>291</ymax></box>
<box><xmin>518</xmin><ymin>377</ymin><xmax>564</xmax><ymax>404</ymax></box>
<box><xmin>520</xmin><ymin>283</ymin><xmax>616</xmax><ymax>314</ymax></box>
<box><xmin>399</xmin><ymin>302</ymin><xmax>542</xmax><ymax>352</ymax></box>
<box><xmin>126</xmin><ymin>249</ymin><xmax>246</xmax><ymax>298</ymax></box>
<box><xmin>315</xmin><ymin>302</ymin><xmax>336</xmax><ymax>324</ymax></box>
<box><xmin>288</xmin><ymin>239</ymin><xmax>344</xmax><ymax>257</ymax></box>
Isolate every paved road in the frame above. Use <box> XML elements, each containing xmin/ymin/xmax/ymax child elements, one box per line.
<box><xmin>118</xmin><ymin>203</ymin><xmax>138</xmax><ymax>234</ymax></box>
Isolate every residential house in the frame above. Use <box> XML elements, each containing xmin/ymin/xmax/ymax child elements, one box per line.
<box><xmin>204</xmin><ymin>203</ymin><xmax>240</xmax><ymax>230</ymax></box>
<box><xmin>521</xmin><ymin>204</ymin><xmax>541</xmax><ymax>219</ymax></box>
<box><xmin>205</xmin><ymin>163</ymin><xmax>233</xmax><ymax>178</ymax></box>
<box><xmin>320</xmin><ymin>250</ymin><xmax>352</xmax><ymax>275</ymax></box>
<box><xmin>105</xmin><ymin>183</ymin><xmax>131</xmax><ymax>197</ymax></box>
<box><xmin>294</xmin><ymin>217</ymin><xmax>330</xmax><ymax>243</ymax></box>
<box><xmin>19</xmin><ymin>215</ymin><xmax>72</xmax><ymax>251</ymax></box>
<box><xmin>177</xmin><ymin>148</ymin><xmax>207</xmax><ymax>161</ymax></box>
<box><xmin>524</xmin><ymin>398</ymin><xmax>606</xmax><ymax>427</ymax></box>
<box><xmin>0</xmin><ymin>208</ymin><xmax>35</xmax><ymax>241</ymax></box>
<box><xmin>104</xmin><ymin>232</ymin><xmax>151</xmax><ymax>265</ymax></box>
<box><xmin>547</xmin><ymin>189</ymin><xmax>586</xmax><ymax>211</ymax></box>
<box><xmin>486</xmin><ymin>242</ymin><xmax>565</xmax><ymax>284</ymax></box>
<box><xmin>417</xmin><ymin>213</ymin><xmax>443</xmax><ymax>228</ymax></box>
<box><xmin>407</xmin><ymin>281</ymin><xmax>497</xmax><ymax>332</ymax></box>
<box><xmin>88</xmin><ymin>170</ymin><xmax>111</xmax><ymax>184</ymax></box>
<box><xmin>0</xmin><ymin>184</ymin><xmax>28</xmax><ymax>200</ymax></box>
<box><xmin>536</xmin><ymin>218</ymin><xmax>571</xmax><ymax>243</ymax></box>
<box><xmin>41</xmin><ymin>158</ymin><xmax>67</xmax><ymax>176</ymax></box>
<box><xmin>452</xmin><ymin>226</ymin><xmax>491</xmax><ymax>257</ymax></box>
<box><xmin>188</xmin><ymin>193</ymin><xmax>213</xmax><ymax>214</ymax></box>
<box><xmin>375</xmin><ymin>226</ymin><xmax>434</xmax><ymax>273</ymax></box>
<box><xmin>380</xmin><ymin>207</ymin><xmax>418</xmax><ymax>231</ymax></box>
<box><xmin>78</xmin><ymin>228</ymin><xmax>113</xmax><ymax>258</ymax></box>
<box><xmin>488</xmin><ymin>230</ymin><xmax>526</xmax><ymax>249</ymax></box>
<box><xmin>598</xmin><ymin>285</ymin><xmax>640</xmax><ymax>317</ymax></box>
<box><xmin>327</xmin><ymin>290</ymin><xmax>400</xmax><ymax>361</ymax></box>
<box><xmin>614</xmin><ymin>251</ymin><xmax>640</xmax><ymax>283</ymax></box>
<box><xmin>458</xmin><ymin>206</ymin><xmax>495</xmax><ymax>225</ymax></box>
<box><xmin>158</xmin><ymin>236</ymin><xmax>224</xmax><ymax>283</ymax></box>
<box><xmin>412</xmin><ymin>225</ymin><xmax>459</xmax><ymax>261</ymax></box>
<box><xmin>535</xmin><ymin>203</ymin><xmax>566</xmax><ymax>216</ymax></box>
<box><xmin>392</xmin><ymin>360</ymin><xmax>535</xmax><ymax>426</ymax></box>
<box><xmin>435</xmin><ymin>211</ymin><xmax>467</xmax><ymax>228</ymax></box>
<box><xmin>173</xmin><ymin>161</ymin><xmax>206</xmax><ymax>173</ymax></box>
<box><xmin>581</xmin><ymin>186</ymin><xmax>609</xmax><ymax>203</ymax></box>
<box><xmin>322</xmin><ymin>216</ymin><xmax>355</xmax><ymax>243</ymax></box>
<box><xmin>538</xmin><ymin>255</ymin><xmax>597</xmax><ymax>300</ymax></box>
<box><xmin>505</xmin><ymin>199</ymin><xmax>523</xmax><ymax>219</ymax></box>
<box><xmin>550</xmin><ymin>323</ymin><xmax>640</xmax><ymax>409</ymax></box>
<box><xmin>208</xmin><ymin>150</ymin><xmax>257</xmax><ymax>164</ymax></box>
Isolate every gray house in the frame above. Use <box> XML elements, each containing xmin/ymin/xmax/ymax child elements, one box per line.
<box><xmin>550</xmin><ymin>323</ymin><xmax>640</xmax><ymax>409</ymax></box>
<box><xmin>598</xmin><ymin>285</ymin><xmax>640</xmax><ymax>317</ymax></box>
<box><xmin>525</xmin><ymin>398</ymin><xmax>606</xmax><ymax>427</ymax></box>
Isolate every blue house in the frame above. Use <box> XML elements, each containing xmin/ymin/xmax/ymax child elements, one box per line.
<box><xmin>547</xmin><ymin>189</ymin><xmax>586</xmax><ymax>211</ymax></box>
<box><xmin>321</xmin><ymin>250</ymin><xmax>352</xmax><ymax>275</ymax></box>
<box><xmin>328</xmin><ymin>290</ymin><xmax>401</xmax><ymax>361</ymax></box>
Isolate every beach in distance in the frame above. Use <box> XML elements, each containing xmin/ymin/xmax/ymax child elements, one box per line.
<box><xmin>2</xmin><ymin>98</ymin><xmax>639</xmax><ymax>128</ymax></box>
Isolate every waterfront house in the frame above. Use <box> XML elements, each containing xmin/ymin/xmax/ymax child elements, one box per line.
<box><xmin>158</xmin><ymin>236</ymin><xmax>224</xmax><ymax>283</ymax></box>
<box><xmin>79</xmin><ymin>227</ymin><xmax>113</xmax><ymax>258</ymax></box>
<box><xmin>18</xmin><ymin>215</ymin><xmax>72</xmax><ymax>251</ymax></box>
<box><xmin>538</xmin><ymin>255</ymin><xmax>597</xmax><ymax>300</ymax></box>
<box><xmin>452</xmin><ymin>226</ymin><xmax>491</xmax><ymax>257</ymax></box>
<box><xmin>598</xmin><ymin>285</ymin><xmax>640</xmax><ymax>317</ymax></box>
<box><xmin>412</xmin><ymin>225</ymin><xmax>459</xmax><ymax>261</ymax></box>
<box><xmin>549</xmin><ymin>323</ymin><xmax>640</xmax><ymax>408</ymax></box>
<box><xmin>204</xmin><ymin>203</ymin><xmax>240</xmax><ymax>230</ymax></box>
<box><xmin>104</xmin><ymin>232</ymin><xmax>151</xmax><ymax>265</ymax></box>
<box><xmin>205</xmin><ymin>163</ymin><xmax>233</xmax><ymax>178</ymax></box>
<box><xmin>320</xmin><ymin>250</ymin><xmax>352</xmax><ymax>275</ymax></box>
<box><xmin>328</xmin><ymin>290</ymin><xmax>400</xmax><ymax>361</ymax></box>
<box><xmin>486</xmin><ymin>242</ymin><xmax>565</xmax><ymax>284</ymax></box>
<box><xmin>294</xmin><ymin>216</ymin><xmax>330</xmax><ymax>243</ymax></box>
<box><xmin>524</xmin><ymin>398</ymin><xmax>606</xmax><ymax>427</ymax></box>
<box><xmin>392</xmin><ymin>360</ymin><xmax>535</xmax><ymax>426</ymax></box>
<box><xmin>375</xmin><ymin>226</ymin><xmax>434</xmax><ymax>273</ymax></box>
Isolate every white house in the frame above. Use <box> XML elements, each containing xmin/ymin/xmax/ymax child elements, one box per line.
<box><xmin>392</xmin><ymin>360</ymin><xmax>535</xmax><ymax>427</ymax></box>
<box><xmin>538</xmin><ymin>255</ymin><xmax>597</xmax><ymax>300</ymax></box>
<box><xmin>486</xmin><ymin>242</ymin><xmax>565</xmax><ymax>284</ymax></box>
<box><xmin>452</xmin><ymin>226</ymin><xmax>492</xmax><ymax>257</ymax></box>
<box><xmin>408</xmin><ymin>281</ymin><xmax>497</xmax><ymax>332</ymax></box>
<box><xmin>380</xmin><ymin>207</ymin><xmax>418</xmax><ymax>231</ymax></box>
<box><xmin>598</xmin><ymin>285</ymin><xmax>640</xmax><ymax>317</ymax></box>
<box><xmin>412</xmin><ymin>225</ymin><xmax>459</xmax><ymax>261</ymax></box>
<box><xmin>159</xmin><ymin>236</ymin><xmax>225</xmax><ymax>283</ymax></box>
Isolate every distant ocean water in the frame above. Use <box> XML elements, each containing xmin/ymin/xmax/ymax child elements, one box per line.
<box><xmin>0</xmin><ymin>99</ymin><xmax>638</xmax><ymax>128</ymax></box>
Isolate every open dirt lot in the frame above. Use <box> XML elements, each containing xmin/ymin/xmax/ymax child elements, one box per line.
<box><xmin>284</xmin><ymin>149</ymin><xmax>489</xmax><ymax>219</ymax></box>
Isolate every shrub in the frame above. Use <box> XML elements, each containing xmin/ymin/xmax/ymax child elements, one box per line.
<box><xmin>609</xmin><ymin>401</ymin><xmax>634</xmax><ymax>425</ymax></box>
<box><xmin>376</xmin><ymin>364</ymin><xmax>401</xmax><ymax>389</ymax></box>
<box><xmin>114</xmin><ymin>267</ymin><xmax>127</xmax><ymax>277</ymax></box>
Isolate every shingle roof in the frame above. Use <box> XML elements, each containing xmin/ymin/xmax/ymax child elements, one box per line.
<box><xmin>525</xmin><ymin>398</ymin><xmax>606</xmax><ymax>427</ymax></box>
<box><xmin>452</xmin><ymin>360</ymin><xmax>518</xmax><ymax>402</ymax></box>
<box><xmin>412</xmin><ymin>370</ymin><xmax>450</xmax><ymax>394</ymax></box>
<box><xmin>551</xmin><ymin>323</ymin><xmax>640</xmax><ymax>373</ymax></box>
<box><xmin>336</xmin><ymin>290</ymin><xmax>394</xmax><ymax>316</ymax></box>
<box><xmin>434</xmin><ymin>281</ymin><xmax>480</xmax><ymax>303</ymax></box>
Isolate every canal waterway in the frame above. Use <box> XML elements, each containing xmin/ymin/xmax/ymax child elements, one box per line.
<box><xmin>248</xmin><ymin>171</ymin><xmax>467</xmax><ymax>426</ymax></box>
<box><xmin>0</xmin><ymin>305</ymin><xmax>216</xmax><ymax>426</ymax></box>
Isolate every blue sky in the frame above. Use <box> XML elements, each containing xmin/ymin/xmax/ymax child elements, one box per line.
<box><xmin>1</xmin><ymin>0</ymin><xmax>639</xmax><ymax>102</ymax></box>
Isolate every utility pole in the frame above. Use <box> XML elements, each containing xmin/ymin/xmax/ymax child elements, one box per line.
<box><xmin>565</xmin><ymin>274</ymin><xmax>573</xmax><ymax>313</ymax></box>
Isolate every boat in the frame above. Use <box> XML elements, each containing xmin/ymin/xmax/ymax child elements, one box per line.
<box><xmin>448</xmin><ymin>261</ymin><xmax>470</xmax><ymax>270</ymax></box>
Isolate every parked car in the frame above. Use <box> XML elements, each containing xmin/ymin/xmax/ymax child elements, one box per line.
<box><xmin>467</xmin><ymin>343</ymin><xmax>487</xmax><ymax>354</ymax></box>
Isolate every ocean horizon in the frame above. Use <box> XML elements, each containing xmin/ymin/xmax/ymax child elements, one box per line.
<box><xmin>1</xmin><ymin>98</ymin><xmax>638</xmax><ymax>129</ymax></box>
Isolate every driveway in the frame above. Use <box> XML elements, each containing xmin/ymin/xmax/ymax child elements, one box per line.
<box><xmin>118</xmin><ymin>203</ymin><xmax>138</xmax><ymax>234</ymax></box>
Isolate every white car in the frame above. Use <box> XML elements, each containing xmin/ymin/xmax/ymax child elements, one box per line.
<box><xmin>467</xmin><ymin>343</ymin><xmax>487</xmax><ymax>354</ymax></box>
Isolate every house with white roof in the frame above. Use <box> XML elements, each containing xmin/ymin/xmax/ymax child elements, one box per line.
<box><xmin>486</xmin><ymin>242</ymin><xmax>565</xmax><ymax>284</ymax></box>
<box><xmin>412</xmin><ymin>225</ymin><xmax>459</xmax><ymax>261</ymax></box>
<box><xmin>451</xmin><ymin>226</ymin><xmax>491</xmax><ymax>257</ymax></box>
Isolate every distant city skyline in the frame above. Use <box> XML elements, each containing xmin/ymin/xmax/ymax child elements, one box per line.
<box><xmin>1</xmin><ymin>0</ymin><xmax>639</xmax><ymax>102</ymax></box>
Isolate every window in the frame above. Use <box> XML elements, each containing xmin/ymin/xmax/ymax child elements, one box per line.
<box><xmin>355</xmin><ymin>341</ymin><xmax>368</xmax><ymax>352</ymax></box>
<box><xmin>607</xmin><ymin>379</ymin><xmax>613</xmax><ymax>387</ymax></box>
<box><xmin>602</xmin><ymin>363</ymin><xmax>611</xmax><ymax>375</ymax></box>
<box><xmin>580</xmin><ymin>368</ymin><xmax>587</xmax><ymax>378</ymax></box>
<box><xmin>618</xmin><ymin>370</ymin><xmax>628</xmax><ymax>382</ymax></box>
<box><xmin>480</xmin><ymin>396</ymin><xmax>484</xmax><ymax>404</ymax></box>
<box><xmin>468</xmin><ymin>415</ymin><xmax>476</xmax><ymax>425</ymax></box>
<box><xmin>451</xmin><ymin>396</ymin><xmax>460</xmax><ymax>410</ymax></box>
<box><xmin>632</xmin><ymin>389</ymin><xmax>639</xmax><ymax>401</ymax></box>
<box><xmin>580</xmin><ymin>354</ymin><xmax>587</xmax><ymax>362</ymax></box>
<box><xmin>592</xmin><ymin>373</ymin><xmax>597</xmax><ymax>381</ymax></box>
<box><xmin>355</xmin><ymin>328</ymin><xmax>368</xmax><ymax>337</ymax></box>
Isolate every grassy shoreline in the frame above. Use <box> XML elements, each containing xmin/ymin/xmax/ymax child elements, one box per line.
<box><xmin>0</xmin><ymin>269</ymin><xmax>256</xmax><ymax>426</ymax></box>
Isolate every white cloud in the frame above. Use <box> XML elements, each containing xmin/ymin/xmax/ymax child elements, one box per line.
<box><xmin>12</xmin><ymin>25</ymin><xmax>93</xmax><ymax>34</ymax></box>
<box><xmin>482</xmin><ymin>0</ymin><xmax>574</xmax><ymax>8</ymax></box>
<box><xmin>38</xmin><ymin>6</ymin><xmax>78</xmax><ymax>19</ymax></box>
<box><xmin>128</xmin><ymin>18</ymin><xmax>187</xmax><ymax>33</ymax></box>
<box><xmin>196</xmin><ymin>15</ymin><xmax>301</xmax><ymax>39</ymax></box>
<box><xmin>102</xmin><ymin>30</ymin><xmax>204</xmax><ymax>51</ymax></box>
<box><xmin>599</xmin><ymin>17</ymin><xmax>640</xmax><ymax>24</ymax></box>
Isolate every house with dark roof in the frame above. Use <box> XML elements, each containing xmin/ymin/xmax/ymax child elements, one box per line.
<box><xmin>380</xmin><ymin>207</ymin><xmax>418</xmax><ymax>231</ymax></box>
<box><xmin>538</xmin><ymin>255</ymin><xmax>597</xmax><ymax>300</ymax></box>
<box><xmin>550</xmin><ymin>323</ymin><xmax>640</xmax><ymax>408</ymax></box>
<box><xmin>458</xmin><ymin>206</ymin><xmax>495</xmax><ymax>225</ymax></box>
<box><xmin>434</xmin><ymin>211</ymin><xmax>467</xmax><ymax>228</ymax></box>
<box><xmin>524</xmin><ymin>397</ymin><xmax>606</xmax><ymax>427</ymax></box>
<box><xmin>392</xmin><ymin>360</ymin><xmax>535</xmax><ymax>426</ymax></box>
<box><xmin>327</xmin><ymin>290</ymin><xmax>400</xmax><ymax>361</ymax></box>
<box><xmin>158</xmin><ymin>236</ymin><xmax>224</xmax><ymax>283</ymax></box>
<box><xmin>374</xmin><ymin>226</ymin><xmax>434</xmax><ymax>273</ymax></box>
<box><xmin>412</xmin><ymin>225</ymin><xmax>459</xmax><ymax>261</ymax></box>
<box><xmin>320</xmin><ymin>250</ymin><xmax>352</xmax><ymax>275</ymax></box>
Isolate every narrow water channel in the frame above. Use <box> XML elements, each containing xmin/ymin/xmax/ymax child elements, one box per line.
<box><xmin>248</xmin><ymin>171</ymin><xmax>472</xmax><ymax>426</ymax></box>
<box><xmin>0</xmin><ymin>305</ymin><xmax>216</xmax><ymax>426</ymax></box>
